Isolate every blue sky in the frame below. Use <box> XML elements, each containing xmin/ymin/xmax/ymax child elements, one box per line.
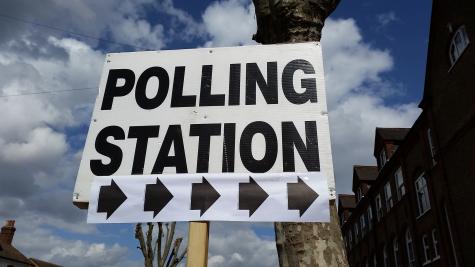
<box><xmin>332</xmin><ymin>0</ymin><xmax>432</xmax><ymax>104</ymax></box>
<box><xmin>0</xmin><ymin>0</ymin><xmax>431</xmax><ymax>266</ymax></box>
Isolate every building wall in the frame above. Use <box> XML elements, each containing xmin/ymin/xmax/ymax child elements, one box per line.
<box><xmin>341</xmin><ymin>117</ymin><xmax>459</xmax><ymax>266</ymax></box>
<box><xmin>423</xmin><ymin>0</ymin><xmax>475</xmax><ymax>265</ymax></box>
<box><xmin>341</xmin><ymin>0</ymin><xmax>474</xmax><ymax>266</ymax></box>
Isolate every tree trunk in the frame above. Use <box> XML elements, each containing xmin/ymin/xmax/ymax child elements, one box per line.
<box><xmin>252</xmin><ymin>1</ymin><xmax>348</xmax><ymax>266</ymax></box>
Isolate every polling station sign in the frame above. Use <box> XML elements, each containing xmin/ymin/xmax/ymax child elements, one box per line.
<box><xmin>74</xmin><ymin>42</ymin><xmax>336</xmax><ymax>222</ymax></box>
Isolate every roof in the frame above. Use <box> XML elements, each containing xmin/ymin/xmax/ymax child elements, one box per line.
<box><xmin>30</xmin><ymin>258</ymin><xmax>63</xmax><ymax>267</ymax></box>
<box><xmin>352</xmin><ymin>165</ymin><xmax>379</xmax><ymax>192</ymax></box>
<box><xmin>374</xmin><ymin>127</ymin><xmax>410</xmax><ymax>156</ymax></box>
<box><xmin>0</xmin><ymin>240</ymin><xmax>33</xmax><ymax>266</ymax></box>
<box><xmin>376</xmin><ymin>128</ymin><xmax>410</xmax><ymax>141</ymax></box>
<box><xmin>353</xmin><ymin>165</ymin><xmax>379</xmax><ymax>181</ymax></box>
<box><xmin>338</xmin><ymin>194</ymin><xmax>356</xmax><ymax>210</ymax></box>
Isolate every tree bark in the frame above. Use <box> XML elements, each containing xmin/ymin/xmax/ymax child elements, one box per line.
<box><xmin>252</xmin><ymin>1</ymin><xmax>348</xmax><ymax>266</ymax></box>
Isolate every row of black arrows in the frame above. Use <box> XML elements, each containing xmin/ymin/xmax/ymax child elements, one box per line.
<box><xmin>97</xmin><ymin>176</ymin><xmax>319</xmax><ymax>219</ymax></box>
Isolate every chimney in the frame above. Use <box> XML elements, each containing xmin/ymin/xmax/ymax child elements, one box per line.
<box><xmin>0</xmin><ymin>220</ymin><xmax>16</xmax><ymax>245</ymax></box>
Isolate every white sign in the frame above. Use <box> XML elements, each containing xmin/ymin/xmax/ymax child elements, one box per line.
<box><xmin>74</xmin><ymin>42</ymin><xmax>336</xmax><ymax>222</ymax></box>
<box><xmin>87</xmin><ymin>173</ymin><xmax>329</xmax><ymax>223</ymax></box>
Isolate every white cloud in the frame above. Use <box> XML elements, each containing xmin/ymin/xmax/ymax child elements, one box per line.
<box><xmin>0</xmin><ymin>35</ymin><xmax>103</xmax><ymax>229</ymax></box>
<box><xmin>208</xmin><ymin>222</ymin><xmax>277</xmax><ymax>267</ymax></box>
<box><xmin>0</xmin><ymin>0</ymin><xmax>165</xmax><ymax>51</ymax></box>
<box><xmin>0</xmin><ymin>127</ymin><xmax>67</xmax><ymax>167</ymax></box>
<box><xmin>377</xmin><ymin>11</ymin><xmax>398</xmax><ymax>28</ymax></box>
<box><xmin>322</xmin><ymin>18</ymin><xmax>394</xmax><ymax>106</ymax></box>
<box><xmin>202</xmin><ymin>0</ymin><xmax>257</xmax><ymax>47</ymax></box>
<box><xmin>110</xmin><ymin>18</ymin><xmax>165</xmax><ymax>50</ymax></box>
<box><xmin>208</xmin><ymin>255</ymin><xmax>226</xmax><ymax>267</ymax></box>
<box><xmin>329</xmin><ymin>95</ymin><xmax>419</xmax><ymax>191</ymax></box>
<box><xmin>11</xmin><ymin>220</ymin><xmax>139</xmax><ymax>267</ymax></box>
<box><xmin>157</xmin><ymin>0</ymin><xmax>206</xmax><ymax>42</ymax></box>
<box><xmin>322</xmin><ymin>18</ymin><xmax>420</xmax><ymax>192</ymax></box>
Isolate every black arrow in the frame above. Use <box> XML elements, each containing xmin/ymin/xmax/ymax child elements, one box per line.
<box><xmin>97</xmin><ymin>179</ymin><xmax>127</xmax><ymax>219</ymax></box>
<box><xmin>191</xmin><ymin>177</ymin><xmax>221</xmax><ymax>216</ymax></box>
<box><xmin>239</xmin><ymin>176</ymin><xmax>269</xmax><ymax>216</ymax></box>
<box><xmin>287</xmin><ymin>177</ymin><xmax>318</xmax><ymax>216</ymax></box>
<box><xmin>144</xmin><ymin>178</ymin><xmax>173</xmax><ymax>217</ymax></box>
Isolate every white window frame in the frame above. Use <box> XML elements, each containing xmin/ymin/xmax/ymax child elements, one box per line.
<box><xmin>415</xmin><ymin>174</ymin><xmax>431</xmax><ymax>217</ymax></box>
<box><xmin>376</xmin><ymin>194</ymin><xmax>383</xmax><ymax>221</ymax></box>
<box><xmin>406</xmin><ymin>229</ymin><xmax>416</xmax><ymax>266</ymax></box>
<box><xmin>432</xmin><ymin>229</ymin><xmax>440</xmax><ymax>260</ymax></box>
<box><xmin>360</xmin><ymin>214</ymin><xmax>366</xmax><ymax>236</ymax></box>
<box><xmin>422</xmin><ymin>234</ymin><xmax>431</xmax><ymax>265</ymax></box>
<box><xmin>427</xmin><ymin>128</ymin><xmax>437</xmax><ymax>165</ymax></box>
<box><xmin>357</xmin><ymin>187</ymin><xmax>363</xmax><ymax>202</ymax></box>
<box><xmin>444</xmin><ymin>204</ymin><xmax>459</xmax><ymax>266</ymax></box>
<box><xmin>392</xmin><ymin>144</ymin><xmax>399</xmax><ymax>155</ymax></box>
<box><xmin>395</xmin><ymin>167</ymin><xmax>405</xmax><ymax>200</ymax></box>
<box><xmin>348</xmin><ymin>230</ymin><xmax>353</xmax><ymax>249</ymax></box>
<box><xmin>380</xmin><ymin>148</ymin><xmax>387</xmax><ymax>167</ymax></box>
<box><xmin>367</xmin><ymin>207</ymin><xmax>373</xmax><ymax>231</ymax></box>
<box><xmin>384</xmin><ymin>182</ymin><xmax>393</xmax><ymax>211</ymax></box>
<box><xmin>354</xmin><ymin>222</ymin><xmax>359</xmax><ymax>243</ymax></box>
<box><xmin>393</xmin><ymin>238</ymin><xmax>399</xmax><ymax>267</ymax></box>
<box><xmin>449</xmin><ymin>25</ymin><xmax>470</xmax><ymax>66</ymax></box>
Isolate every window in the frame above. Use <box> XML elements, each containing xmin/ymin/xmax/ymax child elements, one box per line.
<box><xmin>360</xmin><ymin>214</ymin><xmax>366</xmax><ymax>236</ymax></box>
<box><xmin>427</xmin><ymin>128</ymin><xmax>437</xmax><ymax>165</ymax></box>
<box><xmin>443</xmin><ymin>204</ymin><xmax>459</xmax><ymax>266</ymax></box>
<box><xmin>376</xmin><ymin>194</ymin><xmax>383</xmax><ymax>220</ymax></box>
<box><xmin>449</xmin><ymin>25</ymin><xmax>470</xmax><ymax>66</ymax></box>
<box><xmin>422</xmin><ymin>234</ymin><xmax>431</xmax><ymax>264</ymax></box>
<box><xmin>348</xmin><ymin>229</ymin><xmax>353</xmax><ymax>249</ymax></box>
<box><xmin>415</xmin><ymin>174</ymin><xmax>431</xmax><ymax>216</ymax></box>
<box><xmin>380</xmin><ymin>148</ymin><xmax>387</xmax><ymax>167</ymax></box>
<box><xmin>384</xmin><ymin>182</ymin><xmax>393</xmax><ymax>211</ymax></box>
<box><xmin>395</xmin><ymin>167</ymin><xmax>405</xmax><ymax>200</ymax></box>
<box><xmin>383</xmin><ymin>244</ymin><xmax>389</xmax><ymax>267</ymax></box>
<box><xmin>393</xmin><ymin>238</ymin><xmax>399</xmax><ymax>267</ymax></box>
<box><xmin>432</xmin><ymin>229</ymin><xmax>440</xmax><ymax>260</ymax></box>
<box><xmin>357</xmin><ymin>187</ymin><xmax>363</xmax><ymax>202</ymax></box>
<box><xmin>367</xmin><ymin>207</ymin><xmax>373</xmax><ymax>230</ymax></box>
<box><xmin>391</xmin><ymin>144</ymin><xmax>399</xmax><ymax>155</ymax></box>
<box><xmin>354</xmin><ymin>222</ymin><xmax>359</xmax><ymax>243</ymax></box>
<box><xmin>406</xmin><ymin>229</ymin><xmax>416</xmax><ymax>266</ymax></box>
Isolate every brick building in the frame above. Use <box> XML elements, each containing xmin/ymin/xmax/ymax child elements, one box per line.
<box><xmin>338</xmin><ymin>0</ymin><xmax>475</xmax><ymax>266</ymax></box>
<box><xmin>419</xmin><ymin>0</ymin><xmax>475</xmax><ymax>265</ymax></box>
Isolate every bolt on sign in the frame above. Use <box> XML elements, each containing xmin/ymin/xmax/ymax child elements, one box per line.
<box><xmin>73</xmin><ymin>42</ymin><xmax>336</xmax><ymax>223</ymax></box>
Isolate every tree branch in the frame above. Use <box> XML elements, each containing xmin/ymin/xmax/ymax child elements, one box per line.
<box><xmin>146</xmin><ymin>223</ymin><xmax>154</xmax><ymax>262</ymax></box>
<box><xmin>157</xmin><ymin>223</ymin><xmax>163</xmax><ymax>267</ymax></box>
<box><xmin>160</xmin><ymin>222</ymin><xmax>175</xmax><ymax>267</ymax></box>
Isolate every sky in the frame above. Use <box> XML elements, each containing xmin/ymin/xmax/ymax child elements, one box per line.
<box><xmin>0</xmin><ymin>0</ymin><xmax>431</xmax><ymax>266</ymax></box>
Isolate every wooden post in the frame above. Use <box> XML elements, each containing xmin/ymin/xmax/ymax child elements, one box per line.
<box><xmin>186</xmin><ymin>221</ymin><xmax>209</xmax><ymax>267</ymax></box>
